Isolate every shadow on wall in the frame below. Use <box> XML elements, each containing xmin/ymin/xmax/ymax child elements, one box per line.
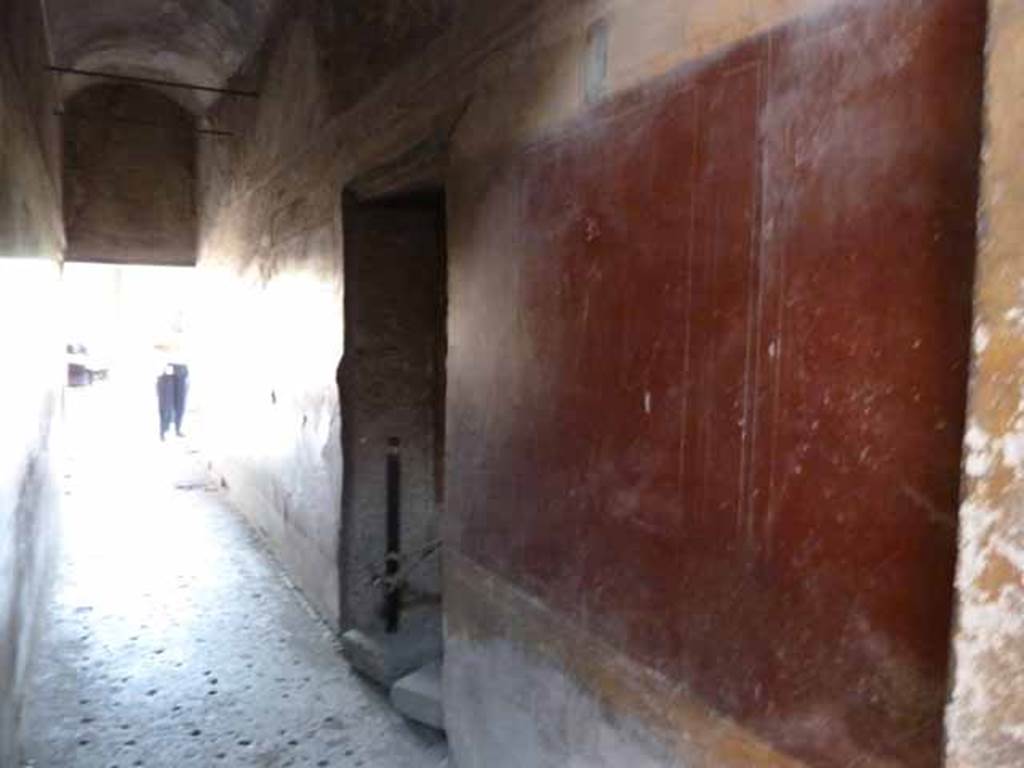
<box><xmin>62</xmin><ymin>84</ymin><xmax>198</xmax><ymax>268</ymax></box>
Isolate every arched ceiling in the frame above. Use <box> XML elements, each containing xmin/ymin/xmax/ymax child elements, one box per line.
<box><xmin>43</xmin><ymin>0</ymin><xmax>280</xmax><ymax>112</ymax></box>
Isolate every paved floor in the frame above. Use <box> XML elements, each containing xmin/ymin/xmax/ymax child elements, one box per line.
<box><xmin>23</xmin><ymin>383</ymin><xmax>446</xmax><ymax>767</ymax></box>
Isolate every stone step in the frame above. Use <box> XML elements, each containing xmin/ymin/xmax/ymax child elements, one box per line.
<box><xmin>390</xmin><ymin>660</ymin><xmax>444</xmax><ymax>731</ymax></box>
<box><xmin>340</xmin><ymin>609</ymin><xmax>442</xmax><ymax>687</ymax></box>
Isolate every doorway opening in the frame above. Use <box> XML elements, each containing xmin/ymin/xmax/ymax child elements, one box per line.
<box><xmin>338</xmin><ymin>187</ymin><xmax>448</xmax><ymax>649</ymax></box>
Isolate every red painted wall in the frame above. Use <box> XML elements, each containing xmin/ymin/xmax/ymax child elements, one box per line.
<box><xmin>447</xmin><ymin>0</ymin><xmax>984</xmax><ymax>763</ymax></box>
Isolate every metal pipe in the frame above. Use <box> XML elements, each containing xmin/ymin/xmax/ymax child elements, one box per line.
<box><xmin>54</xmin><ymin>110</ymin><xmax>233</xmax><ymax>137</ymax></box>
<box><xmin>47</xmin><ymin>65</ymin><xmax>260</xmax><ymax>99</ymax></box>
<box><xmin>385</xmin><ymin>437</ymin><xmax>402</xmax><ymax>634</ymax></box>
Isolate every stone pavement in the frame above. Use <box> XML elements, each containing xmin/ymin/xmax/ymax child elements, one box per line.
<box><xmin>23</xmin><ymin>385</ymin><xmax>446</xmax><ymax>767</ymax></box>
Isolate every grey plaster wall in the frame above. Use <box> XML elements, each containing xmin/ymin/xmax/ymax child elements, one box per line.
<box><xmin>0</xmin><ymin>0</ymin><xmax>65</xmax><ymax>762</ymax></box>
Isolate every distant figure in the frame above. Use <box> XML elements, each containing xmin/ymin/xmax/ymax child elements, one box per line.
<box><xmin>155</xmin><ymin>339</ymin><xmax>188</xmax><ymax>440</ymax></box>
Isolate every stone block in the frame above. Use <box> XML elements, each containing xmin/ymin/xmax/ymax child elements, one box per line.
<box><xmin>341</xmin><ymin>613</ymin><xmax>442</xmax><ymax>687</ymax></box>
<box><xmin>391</xmin><ymin>661</ymin><xmax>444</xmax><ymax>731</ymax></box>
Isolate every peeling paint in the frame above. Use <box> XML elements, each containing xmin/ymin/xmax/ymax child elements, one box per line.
<box><xmin>1002</xmin><ymin>431</ymin><xmax>1024</xmax><ymax>475</ymax></box>
<box><xmin>946</xmin><ymin>2</ymin><xmax>1024</xmax><ymax>761</ymax></box>
<box><xmin>965</xmin><ymin>422</ymin><xmax>994</xmax><ymax>479</ymax></box>
<box><xmin>974</xmin><ymin>323</ymin><xmax>991</xmax><ymax>355</ymax></box>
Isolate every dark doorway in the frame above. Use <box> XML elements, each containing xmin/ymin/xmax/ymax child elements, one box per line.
<box><xmin>338</xmin><ymin>188</ymin><xmax>448</xmax><ymax>634</ymax></box>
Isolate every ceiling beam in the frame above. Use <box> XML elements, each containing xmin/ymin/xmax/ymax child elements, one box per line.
<box><xmin>47</xmin><ymin>65</ymin><xmax>259</xmax><ymax>99</ymax></box>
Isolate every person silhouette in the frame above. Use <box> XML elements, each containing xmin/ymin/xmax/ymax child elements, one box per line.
<box><xmin>155</xmin><ymin>338</ymin><xmax>188</xmax><ymax>440</ymax></box>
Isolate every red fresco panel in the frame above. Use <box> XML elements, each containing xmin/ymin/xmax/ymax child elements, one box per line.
<box><xmin>447</xmin><ymin>0</ymin><xmax>984</xmax><ymax>763</ymax></box>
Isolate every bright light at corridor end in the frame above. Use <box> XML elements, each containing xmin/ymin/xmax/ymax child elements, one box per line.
<box><xmin>0</xmin><ymin>258</ymin><xmax>63</xmax><ymax>478</ymax></box>
<box><xmin>59</xmin><ymin>261</ymin><xmax>218</xmax><ymax>586</ymax></box>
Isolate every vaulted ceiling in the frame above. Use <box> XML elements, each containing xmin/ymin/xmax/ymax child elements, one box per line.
<box><xmin>43</xmin><ymin>0</ymin><xmax>280</xmax><ymax>111</ymax></box>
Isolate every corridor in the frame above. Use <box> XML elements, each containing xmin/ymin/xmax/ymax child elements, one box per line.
<box><xmin>5</xmin><ymin>0</ymin><xmax>1024</xmax><ymax>764</ymax></box>
<box><xmin>22</xmin><ymin>388</ymin><xmax>446</xmax><ymax>768</ymax></box>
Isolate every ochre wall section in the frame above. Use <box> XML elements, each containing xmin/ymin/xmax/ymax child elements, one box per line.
<box><xmin>446</xmin><ymin>0</ymin><xmax>983</xmax><ymax>764</ymax></box>
<box><xmin>947</xmin><ymin>0</ymin><xmax>1024</xmax><ymax>764</ymax></box>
